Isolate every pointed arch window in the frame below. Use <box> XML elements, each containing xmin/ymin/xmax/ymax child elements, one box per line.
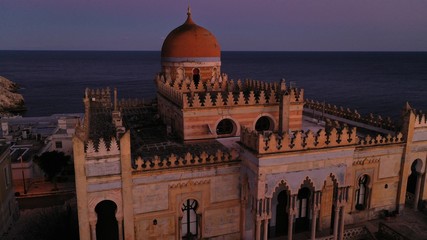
<box><xmin>192</xmin><ymin>68</ymin><xmax>200</xmax><ymax>86</ymax></box>
<box><xmin>355</xmin><ymin>175</ymin><xmax>369</xmax><ymax>210</ymax></box>
<box><xmin>295</xmin><ymin>187</ymin><xmax>311</xmax><ymax>233</ymax></box>
<box><xmin>181</xmin><ymin>199</ymin><xmax>199</xmax><ymax>239</ymax></box>
<box><xmin>296</xmin><ymin>187</ymin><xmax>310</xmax><ymax>218</ymax></box>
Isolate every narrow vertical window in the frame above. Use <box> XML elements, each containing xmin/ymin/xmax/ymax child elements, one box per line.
<box><xmin>295</xmin><ymin>187</ymin><xmax>311</xmax><ymax>233</ymax></box>
<box><xmin>182</xmin><ymin>199</ymin><xmax>198</xmax><ymax>239</ymax></box>
<box><xmin>355</xmin><ymin>175</ymin><xmax>369</xmax><ymax>210</ymax></box>
<box><xmin>192</xmin><ymin>68</ymin><xmax>200</xmax><ymax>87</ymax></box>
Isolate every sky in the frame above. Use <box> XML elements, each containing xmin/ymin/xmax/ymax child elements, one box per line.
<box><xmin>0</xmin><ymin>0</ymin><xmax>426</xmax><ymax>51</ymax></box>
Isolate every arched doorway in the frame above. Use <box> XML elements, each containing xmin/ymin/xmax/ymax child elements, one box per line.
<box><xmin>181</xmin><ymin>199</ymin><xmax>199</xmax><ymax>239</ymax></box>
<box><xmin>95</xmin><ymin>200</ymin><xmax>119</xmax><ymax>240</ymax></box>
<box><xmin>192</xmin><ymin>68</ymin><xmax>200</xmax><ymax>87</ymax></box>
<box><xmin>255</xmin><ymin>116</ymin><xmax>274</xmax><ymax>132</ymax></box>
<box><xmin>406</xmin><ymin>159</ymin><xmax>423</xmax><ymax>208</ymax></box>
<box><xmin>295</xmin><ymin>187</ymin><xmax>311</xmax><ymax>233</ymax></box>
<box><xmin>275</xmin><ymin>190</ymin><xmax>289</xmax><ymax>237</ymax></box>
<box><xmin>216</xmin><ymin>119</ymin><xmax>236</xmax><ymax>136</ymax></box>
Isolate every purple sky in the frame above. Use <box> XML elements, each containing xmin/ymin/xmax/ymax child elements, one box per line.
<box><xmin>1</xmin><ymin>0</ymin><xmax>426</xmax><ymax>51</ymax></box>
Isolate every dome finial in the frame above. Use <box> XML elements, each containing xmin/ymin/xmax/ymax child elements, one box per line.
<box><xmin>185</xmin><ymin>1</ymin><xmax>194</xmax><ymax>24</ymax></box>
<box><xmin>187</xmin><ymin>1</ymin><xmax>191</xmax><ymax>16</ymax></box>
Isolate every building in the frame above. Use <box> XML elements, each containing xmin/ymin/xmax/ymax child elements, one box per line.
<box><xmin>1</xmin><ymin>114</ymin><xmax>81</xmax><ymax>189</ymax></box>
<box><xmin>0</xmin><ymin>143</ymin><xmax>19</xmax><ymax>237</ymax></box>
<box><xmin>73</xmin><ymin>9</ymin><xmax>427</xmax><ymax>240</ymax></box>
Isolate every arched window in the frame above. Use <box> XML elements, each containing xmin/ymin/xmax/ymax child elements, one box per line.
<box><xmin>295</xmin><ymin>187</ymin><xmax>311</xmax><ymax>233</ymax></box>
<box><xmin>182</xmin><ymin>199</ymin><xmax>199</xmax><ymax>239</ymax></box>
<box><xmin>192</xmin><ymin>68</ymin><xmax>200</xmax><ymax>86</ymax></box>
<box><xmin>255</xmin><ymin>116</ymin><xmax>273</xmax><ymax>132</ymax></box>
<box><xmin>216</xmin><ymin>119</ymin><xmax>235</xmax><ymax>135</ymax></box>
<box><xmin>95</xmin><ymin>200</ymin><xmax>119</xmax><ymax>240</ymax></box>
<box><xmin>275</xmin><ymin>190</ymin><xmax>289</xmax><ymax>236</ymax></box>
<box><xmin>355</xmin><ymin>175</ymin><xmax>369</xmax><ymax>210</ymax></box>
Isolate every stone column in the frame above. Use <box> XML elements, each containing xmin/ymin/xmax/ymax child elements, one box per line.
<box><xmin>311</xmin><ymin>209</ymin><xmax>318</xmax><ymax>240</ymax></box>
<box><xmin>118</xmin><ymin>218</ymin><xmax>123</xmax><ymax>240</ymax></box>
<box><xmin>414</xmin><ymin>173</ymin><xmax>422</xmax><ymax>210</ymax></box>
<box><xmin>287</xmin><ymin>211</ymin><xmax>294</xmax><ymax>240</ymax></box>
<box><xmin>90</xmin><ymin>222</ymin><xmax>97</xmax><ymax>240</ymax></box>
<box><xmin>333</xmin><ymin>206</ymin><xmax>340</xmax><ymax>240</ymax></box>
<box><xmin>256</xmin><ymin>219</ymin><xmax>262</xmax><ymax>240</ymax></box>
<box><xmin>339</xmin><ymin>206</ymin><xmax>345</xmax><ymax>240</ymax></box>
<box><xmin>263</xmin><ymin>219</ymin><xmax>269</xmax><ymax>240</ymax></box>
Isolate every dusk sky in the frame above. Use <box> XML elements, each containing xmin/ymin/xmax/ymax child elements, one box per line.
<box><xmin>1</xmin><ymin>0</ymin><xmax>426</xmax><ymax>51</ymax></box>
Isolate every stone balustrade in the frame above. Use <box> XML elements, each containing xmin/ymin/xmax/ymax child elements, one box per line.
<box><xmin>118</xmin><ymin>98</ymin><xmax>147</xmax><ymax>109</ymax></box>
<box><xmin>132</xmin><ymin>149</ymin><xmax>239</xmax><ymax>171</ymax></box>
<box><xmin>305</xmin><ymin>99</ymin><xmax>396</xmax><ymax>130</ymax></box>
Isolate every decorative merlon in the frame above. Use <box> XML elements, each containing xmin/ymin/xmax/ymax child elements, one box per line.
<box><xmin>415</xmin><ymin>113</ymin><xmax>427</xmax><ymax>127</ymax></box>
<box><xmin>155</xmin><ymin>74</ymin><xmax>304</xmax><ymax>109</ymax></box>
<box><xmin>85</xmin><ymin>137</ymin><xmax>120</xmax><ymax>156</ymax></box>
<box><xmin>358</xmin><ymin>132</ymin><xmax>403</xmax><ymax>145</ymax></box>
<box><xmin>240</xmin><ymin>126</ymin><xmax>358</xmax><ymax>154</ymax></box>
<box><xmin>132</xmin><ymin>149</ymin><xmax>239</xmax><ymax>171</ymax></box>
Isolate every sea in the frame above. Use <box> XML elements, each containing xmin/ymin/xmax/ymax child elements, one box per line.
<box><xmin>0</xmin><ymin>51</ymin><xmax>426</xmax><ymax>120</ymax></box>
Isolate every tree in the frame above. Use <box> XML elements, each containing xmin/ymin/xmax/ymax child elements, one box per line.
<box><xmin>34</xmin><ymin>151</ymin><xmax>70</xmax><ymax>191</ymax></box>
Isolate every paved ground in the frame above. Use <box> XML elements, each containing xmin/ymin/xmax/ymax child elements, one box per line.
<box><xmin>365</xmin><ymin>208</ymin><xmax>427</xmax><ymax>240</ymax></box>
<box><xmin>14</xmin><ymin>176</ymin><xmax>75</xmax><ymax>196</ymax></box>
<box><xmin>13</xmin><ymin>176</ymin><xmax>76</xmax><ymax>209</ymax></box>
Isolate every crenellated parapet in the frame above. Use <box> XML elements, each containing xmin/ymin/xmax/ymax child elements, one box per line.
<box><xmin>358</xmin><ymin>132</ymin><xmax>404</xmax><ymax>146</ymax></box>
<box><xmin>84</xmin><ymin>137</ymin><xmax>120</xmax><ymax>157</ymax></box>
<box><xmin>155</xmin><ymin>75</ymin><xmax>184</xmax><ymax>107</ymax></box>
<box><xmin>304</xmin><ymin>99</ymin><xmax>396</xmax><ymax>130</ymax></box>
<box><xmin>84</xmin><ymin>87</ymin><xmax>112</xmax><ymax>108</ymax></box>
<box><xmin>240</xmin><ymin>126</ymin><xmax>358</xmax><ymax>154</ymax></box>
<box><xmin>155</xmin><ymin>73</ymin><xmax>304</xmax><ymax>109</ymax></box>
<box><xmin>132</xmin><ymin>149</ymin><xmax>239</xmax><ymax>171</ymax></box>
<box><xmin>415</xmin><ymin>113</ymin><xmax>427</xmax><ymax>128</ymax></box>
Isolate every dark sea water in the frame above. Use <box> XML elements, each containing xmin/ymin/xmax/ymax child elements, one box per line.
<box><xmin>0</xmin><ymin>51</ymin><xmax>426</xmax><ymax>120</ymax></box>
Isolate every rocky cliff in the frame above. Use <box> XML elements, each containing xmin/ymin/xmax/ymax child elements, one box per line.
<box><xmin>0</xmin><ymin>76</ymin><xmax>26</xmax><ymax>115</ymax></box>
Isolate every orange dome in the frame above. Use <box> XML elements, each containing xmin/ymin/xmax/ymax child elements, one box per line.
<box><xmin>161</xmin><ymin>11</ymin><xmax>220</xmax><ymax>60</ymax></box>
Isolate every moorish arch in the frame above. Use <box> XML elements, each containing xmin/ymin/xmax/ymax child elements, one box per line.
<box><xmin>179</xmin><ymin>196</ymin><xmax>203</xmax><ymax>240</ymax></box>
<box><xmin>192</xmin><ymin>68</ymin><xmax>201</xmax><ymax>86</ymax></box>
<box><xmin>270</xmin><ymin>180</ymin><xmax>291</xmax><ymax>238</ymax></box>
<box><xmin>319</xmin><ymin>173</ymin><xmax>339</xmax><ymax>231</ymax></box>
<box><xmin>95</xmin><ymin>200</ymin><xmax>119</xmax><ymax>240</ymax></box>
<box><xmin>406</xmin><ymin>159</ymin><xmax>424</xmax><ymax>208</ymax></box>
<box><xmin>295</xmin><ymin>177</ymin><xmax>315</xmax><ymax>233</ymax></box>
